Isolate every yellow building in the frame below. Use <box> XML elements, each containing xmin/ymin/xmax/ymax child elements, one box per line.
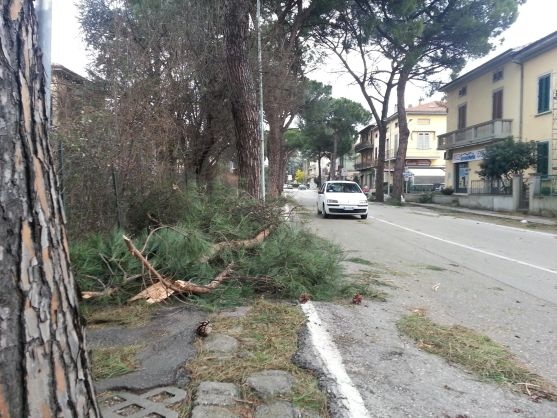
<box><xmin>439</xmin><ymin>31</ymin><xmax>557</xmax><ymax>194</ymax></box>
<box><xmin>355</xmin><ymin>102</ymin><xmax>447</xmax><ymax>192</ymax></box>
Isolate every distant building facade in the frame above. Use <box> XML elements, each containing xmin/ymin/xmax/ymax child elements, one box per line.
<box><xmin>355</xmin><ymin>102</ymin><xmax>447</xmax><ymax>192</ymax></box>
<box><xmin>439</xmin><ymin>31</ymin><xmax>557</xmax><ymax>193</ymax></box>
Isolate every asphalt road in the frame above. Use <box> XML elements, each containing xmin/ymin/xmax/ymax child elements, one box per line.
<box><xmin>290</xmin><ymin>189</ymin><xmax>557</xmax><ymax>418</ymax></box>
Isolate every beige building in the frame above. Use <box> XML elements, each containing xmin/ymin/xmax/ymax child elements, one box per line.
<box><xmin>439</xmin><ymin>31</ymin><xmax>557</xmax><ymax>194</ymax></box>
<box><xmin>355</xmin><ymin>102</ymin><xmax>447</xmax><ymax>192</ymax></box>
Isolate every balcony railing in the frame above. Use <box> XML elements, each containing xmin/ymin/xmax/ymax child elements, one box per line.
<box><xmin>355</xmin><ymin>141</ymin><xmax>373</xmax><ymax>152</ymax></box>
<box><xmin>354</xmin><ymin>161</ymin><xmax>375</xmax><ymax>170</ymax></box>
<box><xmin>438</xmin><ymin>119</ymin><xmax>513</xmax><ymax>150</ymax></box>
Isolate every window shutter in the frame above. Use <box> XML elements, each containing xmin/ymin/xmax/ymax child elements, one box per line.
<box><xmin>537</xmin><ymin>142</ymin><xmax>549</xmax><ymax>175</ymax></box>
<box><xmin>538</xmin><ymin>75</ymin><xmax>550</xmax><ymax>113</ymax></box>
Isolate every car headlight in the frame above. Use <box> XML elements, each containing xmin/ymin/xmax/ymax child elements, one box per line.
<box><xmin>326</xmin><ymin>199</ymin><xmax>338</xmax><ymax>203</ymax></box>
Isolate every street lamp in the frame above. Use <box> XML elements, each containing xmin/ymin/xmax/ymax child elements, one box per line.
<box><xmin>256</xmin><ymin>0</ymin><xmax>265</xmax><ymax>201</ymax></box>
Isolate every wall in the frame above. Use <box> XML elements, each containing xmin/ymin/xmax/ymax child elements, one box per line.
<box><xmin>521</xmin><ymin>52</ymin><xmax>556</xmax><ymax>141</ymax></box>
<box><xmin>445</xmin><ymin>62</ymin><xmax>521</xmax><ymax>135</ymax></box>
<box><xmin>529</xmin><ymin>197</ymin><xmax>557</xmax><ymax>216</ymax></box>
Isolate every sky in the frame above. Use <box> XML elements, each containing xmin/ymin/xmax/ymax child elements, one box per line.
<box><xmin>53</xmin><ymin>0</ymin><xmax>557</xmax><ymax>108</ymax></box>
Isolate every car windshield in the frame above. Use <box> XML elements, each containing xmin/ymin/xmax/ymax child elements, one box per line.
<box><xmin>326</xmin><ymin>183</ymin><xmax>361</xmax><ymax>193</ymax></box>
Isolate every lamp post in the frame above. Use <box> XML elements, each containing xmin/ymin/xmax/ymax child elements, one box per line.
<box><xmin>256</xmin><ymin>0</ymin><xmax>265</xmax><ymax>201</ymax></box>
<box><xmin>36</xmin><ymin>0</ymin><xmax>52</xmax><ymax>120</ymax></box>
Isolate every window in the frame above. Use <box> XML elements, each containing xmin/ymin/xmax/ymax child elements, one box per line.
<box><xmin>458</xmin><ymin>86</ymin><xmax>467</xmax><ymax>97</ymax></box>
<box><xmin>537</xmin><ymin>141</ymin><xmax>549</xmax><ymax>175</ymax></box>
<box><xmin>417</xmin><ymin>118</ymin><xmax>430</xmax><ymax>125</ymax></box>
<box><xmin>458</xmin><ymin>104</ymin><xmax>467</xmax><ymax>129</ymax></box>
<box><xmin>538</xmin><ymin>74</ymin><xmax>551</xmax><ymax>114</ymax></box>
<box><xmin>417</xmin><ymin>132</ymin><xmax>431</xmax><ymax>150</ymax></box>
<box><xmin>492</xmin><ymin>89</ymin><xmax>503</xmax><ymax>119</ymax></box>
<box><xmin>493</xmin><ymin>69</ymin><xmax>504</xmax><ymax>82</ymax></box>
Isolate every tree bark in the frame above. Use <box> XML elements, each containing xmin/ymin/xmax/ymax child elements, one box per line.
<box><xmin>375</xmin><ymin>126</ymin><xmax>386</xmax><ymax>202</ymax></box>
<box><xmin>267</xmin><ymin>113</ymin><xmax>285</xmax><ymax>197</ymax></box>
<box><xmin>0</xmin><ymin>1</ymin><xmax>99</xmax><ymax>416</ymax></box>
<box><xmin>392</xmin><ymin>70</ymin><xmax>411</xmax><ymax>202</ymax></box>
<box><xmin>224</xmin><ymin>0</ymin><xmax>262</xmax><ymax>199</ymax></box>
<box><xmin>330</xmin><ymin>133</ymin><xmax>338</xmax><ymax>180</ymax></box>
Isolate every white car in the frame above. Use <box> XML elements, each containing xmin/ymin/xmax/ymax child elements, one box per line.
<box><xmin>317</xmin><ymin>181</ymin><xmax>368</xmax><ymax>219</ymax></box>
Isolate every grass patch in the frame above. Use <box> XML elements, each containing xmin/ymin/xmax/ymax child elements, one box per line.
<box><xmin>346</xmin><ymin>257</ymin><xmax>374</xmax><ymax>266</ymax></box>
<box><xmin>423</xmin><ymin>265</ymin><xmax>446</xmax><ymax>272</ymax></box>
<box><xmin>397</xmin><ymin>313</ymin><xmax>557</xmax><ymax>401</ymax></box>
<box><xmin>186</xmin><ymin>300</ymin><xmax>328</xmax><ymax>415</ymax></box>
<box><xmin>82</xmin><ymin>303</ymin><xmax>155</xmax><ymax>328</ymax></box>
<box><xmin>92</xmin><ymin>344</ymin><xmax>142</xmax><ymax>380</ymax></box>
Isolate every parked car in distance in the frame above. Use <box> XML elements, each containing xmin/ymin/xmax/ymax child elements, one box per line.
<box><xmin>298</xmin><ymin>184</ymin><xmax>307</xmax><ymax>190</ymax></box>
<box><xmin>316</xmin><ymin>181</ymin><xmax>368</xmax><ymax>219</ymax></box>
<box><xmin>283</xmin><ymin>183</ymin><xmax>293</xmax><ymax>190</ymax></box>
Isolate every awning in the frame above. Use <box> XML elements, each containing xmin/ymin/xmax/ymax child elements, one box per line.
<box><xmin>407</xmin><ymin>168</ymin><xmax>446</xmax><ymax>177</ymax></box>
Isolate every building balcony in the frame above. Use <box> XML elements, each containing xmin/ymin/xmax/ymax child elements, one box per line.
<box><xmin>355</xmin><ymin>141</ymin><xmax>373</xmax><ymax>153</ymax></box>
<box><xmin>438</xmin><ymin>119</ymin><xmax>513</xmax><ymax>150</ymax></box>
<box><xmin>354</xmin><ymin>161</ymin><xmax>375</xmax><ymax>171</ymax></box>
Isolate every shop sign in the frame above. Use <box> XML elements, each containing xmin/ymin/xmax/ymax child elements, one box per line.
<box><xmin>452</xmin><ymin>149</ymin><xmax>485</xmax><ymax>162</ymax></box>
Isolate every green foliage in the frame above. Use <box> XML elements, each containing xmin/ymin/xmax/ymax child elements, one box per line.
<box><xmin>541</xmin><ymin>187</ymin><xmax>551</xmax><ymax>196</ymax></box>
<box><xmin>295</xmin><ymin>169</ymin><xmax>305</xmax><ymax>184</ymax></box>
<box><xmin>348</xmin><ymin>0</ymin><xmax>520</xmax><ymax>77</ymax></box>
<box><xmin>418</xmin><ymin>193</ymin><xmax>433</xmax><ymax>203</ymax></box>
<box><xmin>441</xmin><ymin>187</ymin><xmax>454</xmax><ymax>195</ymax></box>
<box><xmin>296</xmin><ymin>79</ymin><xmax>371</xmax><ymax>159</ymax></box>
<box><xmin>478</xmin><ymin>138</ymin><xmax>537</xmax><ymax>182</ymax></box>
<box><xmin>241</xmin><ymin>225</ymin><xmax>345</xmax><ymax>300</ymax></box>
<box><xmin>72</xmin><ymin>189</ymin><xmax>351</xmax><ymax>309</ymax></box>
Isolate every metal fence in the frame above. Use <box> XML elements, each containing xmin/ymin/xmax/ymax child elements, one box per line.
<box><xmin>408</xmin><ymin>184</ymin><xmax>435</xmax><ymax>193</ymax></box>
<box><xmin>469</xmin><ymin>179</ymin><xmax>512</xmax><ymax>195</ymax></box>
<box><xmin>534</xmin><ymin>175</ymin><xmax>557</xmax><ymax>196</ymax></box>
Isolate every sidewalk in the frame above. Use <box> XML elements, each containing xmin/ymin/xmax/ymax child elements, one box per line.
<box><xmin>407</xmin><ymin>202</ymin><xmax>557</xmax><ymax>226</ymax></box>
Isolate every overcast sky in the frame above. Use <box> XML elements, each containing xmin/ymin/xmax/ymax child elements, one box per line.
<box><xmin>53</xmin><ymin>0</ymin><xmax>557</xmax><ymax>107</ymax></box>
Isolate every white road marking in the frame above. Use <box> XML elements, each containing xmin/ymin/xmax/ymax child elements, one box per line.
<box><xmin>371</xmin><ymin>216</ymin><xmax>557</xmax><ymax>276</ymax></box>
<box><xmin>301</xmin><ymin>302</ymin><xmax>371</xmax><ymax>418</ymax></box>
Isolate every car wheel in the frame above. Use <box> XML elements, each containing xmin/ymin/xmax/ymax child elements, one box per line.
<box><xmin>322</xmin><ymin>205</ymin><xmax>329</xmax><ymax>218</ymax></box>
<box><xmin>361</xmin><ymin>214</ymin><xmax>368</xmax><ymax>219</ymax></box>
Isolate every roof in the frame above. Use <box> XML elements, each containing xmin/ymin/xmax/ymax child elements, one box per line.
<box><xmin>358</xmin><ymin>124</ymin><xmax>375</xmax><ymax>135</ymax></box>
<box><xmin>52</xmin><ymin>64</ymin><xmax>87</xmax><ymax>84</ymax></box>
<box><xmin>441</xmin><ymin>30</ymin><xmax>557</xmax><ymax>92</ymax></box>
<box><xmin>358</xmin><ymin>101</ymin><xmax>446</xmax><ymax>133</ymax></box>
<box><xmin>406</xmin><ymin>101</ymin><xmax>447</xmax><ymax>114</ymax></box>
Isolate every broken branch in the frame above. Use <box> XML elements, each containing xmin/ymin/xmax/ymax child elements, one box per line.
<box><xmin>199</xmin><ymin>227</ymin><xmax>273</xmax><ymax>263</ymax></box>
<box><xmin>123</xmin><ymin>234</ymin><xmax>236</xmax><ymax>303</ymax></box>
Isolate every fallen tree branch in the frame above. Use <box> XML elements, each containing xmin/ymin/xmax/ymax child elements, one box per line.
<box><xmin>199</xmin><ymin>227</ymin><xmax>274</xmax><ymax>263</ymax></box>
<box><xmin>81</xmin><ymin>288</ymin><xmax>118</xmax><ymax>300</ymax></box>
<box><xmin>123</xmin><ymin>235</ymin><xmax>236</xmax><ymax>303</ymax></box>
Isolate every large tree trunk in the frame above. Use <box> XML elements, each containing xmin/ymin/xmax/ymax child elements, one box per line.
<box><xmin>267</xmin><ymin>113</ymin><xmax>285</xmax><ymax>197</ymax></box>
<box><xmin>392</xmin><ymin>70</ymin><xmax>411</xmax><ymax>202</ymax></box>
<box><xmin>224</xmin><ymin>0</ymin><xmax>262</xmax><ymax>199</ymax></box>
<box><xmin>375</xmin><ymin>126</ymin><xmax>387</xmax><ymax>202</ymax></box>
<box><xmin>330</xmin><ymin>133</ymin><xmax>338</xmax><ymax>180</ymax></box>
<box><xmin>0</xmin><ymin>2</ymin><xmax>99</xmax><ymax>416</ymax></box>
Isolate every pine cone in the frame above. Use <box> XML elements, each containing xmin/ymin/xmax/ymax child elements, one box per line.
<box><xmin>352</xmin><ymin>293</ymin><xmax>363</xmax><ymax>305</ymax></box>
<box><xmin>298</xmin><ymin>293</ymin><xmax>310</xmax><ymax>304</ymax></box>
<box><xmin>196</xmin><ymin>320</ymin><xmax>212</xmax><ymax>337</ymax></box>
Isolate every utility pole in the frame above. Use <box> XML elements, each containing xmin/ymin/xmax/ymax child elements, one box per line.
<box><xmin>256</xmin><ymin>0</ymin><xmax>265</xmax><ymax>201</ymax></box>
<box><xmin>36</xmin><ymin>0</ymin><xmax>52</xmax><ymax>120</ymax></box>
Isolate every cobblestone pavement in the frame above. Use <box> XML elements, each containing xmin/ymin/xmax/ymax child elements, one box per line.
<box><xmin>95</xmin><ymin>306</ymin><xmax>324</xmax><ymax>418</ymax></box>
